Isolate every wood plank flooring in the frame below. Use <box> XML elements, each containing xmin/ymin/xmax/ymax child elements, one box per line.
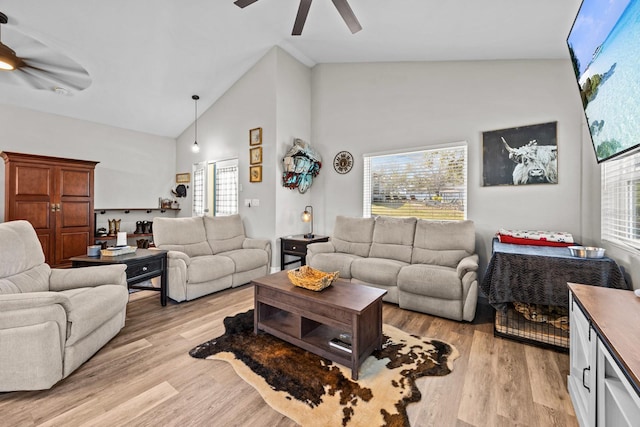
<box><xmin>0</xmin><ymin>285</ymin><xmax>578</xmax><ymax>427</ymax></box>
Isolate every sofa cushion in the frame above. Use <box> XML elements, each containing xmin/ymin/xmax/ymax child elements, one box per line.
<box><xmin>219</xmin><ymin>249</ymin><xmax>268</xmax><ymax>272</ymax></box>
<box><xmin>411</xmin><ymin>220</ymin><xmax>475</xmax><ymax>268</ymax></box>
<box><xmin>153</xmin><ymin>217</ymin><xmax>213</xmax><ymax>257</ymax></box>
<box><xmin>187</xmin><ymin>255</ymin><xmax>235</xmax><ymax>283</ymax></box>
<box><xmin>398</xmin><ymin>265</ymin><xmax>462</xmax><ymax>300</ymax></box>
<box><xmin>0</xmin><ymin>264</ymin><xmax>51</xmax><ymax>295</ymax></box>
<box><xmin>369</xmin><ymin>216</ymin><xmax>416</xmax><ymax>263</ymax></box>
<box><xmin>204</xmin><ymin>215</ymin><xmax>246</xmax><ymax>254</ymax></box>
<box><xmin>351</xmin><ymin>258</ymin><xmax>408</xmax><ymax>287</ymax></box>
<box><xmin>331</xmin><ymin>216</ymin><xmax>375</xmax><ymax>257</ymax></box>
<box><xmin>307</xmin><ymin>253</ymin><xmax>362</xmax><ymax>279</ymax></box>
<box><xmin>60</xmin><ymin>285</ymin><xmax>129</xmax><ymax>346</ymax></box>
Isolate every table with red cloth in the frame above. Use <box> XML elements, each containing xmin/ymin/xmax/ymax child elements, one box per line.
<box><xmin>481</xmin><ymin>239</ymin><xmax>629</xmax><ymax>311</ymax></box>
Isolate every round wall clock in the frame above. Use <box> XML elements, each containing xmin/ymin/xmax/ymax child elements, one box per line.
<box><xmin>333</xmin><ymin>151</ymin><xmax>353</xmax><ymax>174</ymax></box>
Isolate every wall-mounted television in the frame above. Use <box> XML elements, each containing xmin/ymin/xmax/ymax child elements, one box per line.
<box><xmin>567</xmin><ymin>0</ymin><xmax>640</xmax><ymax>163</ymax></box>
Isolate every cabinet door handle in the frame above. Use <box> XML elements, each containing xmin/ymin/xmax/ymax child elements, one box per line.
<box><xmin>582</xmin><ymin>366</ymin><xmax>590</xmax><ymax>392</ymax></box>
<box><xmin>292</xmin><ymin>246</ymin><xmax>297</xmax><ymax>250</ymax></box>
<box><xmin>142</xmin><ymin>266</ymin><xmax>148</xmax><ymax>272</ymax></box>
<box><xmin>51</xmin><ymin>204</ymin><xmax>57</xmax><ymax>212</ymax></box>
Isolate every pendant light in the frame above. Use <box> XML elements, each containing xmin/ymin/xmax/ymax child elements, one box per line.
<box><xmin>191</xmin><ymin>95</ymin><xmax>200</xmax><ymax>153</ymax></box>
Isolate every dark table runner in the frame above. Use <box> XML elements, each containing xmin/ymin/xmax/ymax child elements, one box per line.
<box><xmin>481</xmin><ymin>239</ymin><xmax>629</xmax><ymax>311</ymax></box>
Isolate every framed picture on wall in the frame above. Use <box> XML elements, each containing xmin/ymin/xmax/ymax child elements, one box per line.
<box><xmin>482</xmin><ymin>121</ymin><xmax>558</xmax><ymax>186</ymax></box>
<box><xmin>250</xmin><ymin>127</ymin><xmax>262</xmax><ymax>146</ymax></box>
<box><xmin>250</xmin><ymin>147</ymin><xmax>262</xmax><ymax>165</ymax></box>
<box><xmin>175</xmin><ymin>173</ymin><xmax>190</xmax><ymax>183</ymax></box>
<box><xmin>250</xmin><ymin>165</ymin><xmax>262</xmax><ymax>183</ymax></box>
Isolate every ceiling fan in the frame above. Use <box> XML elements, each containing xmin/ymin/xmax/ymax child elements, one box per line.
<box><xmin>234</xmin><ymin>0</ymin><xmax>362</xmax><ymax>36</ymax></box>
<box><xmin>0</xmin><ymin>11</ymin><xmax>91</xmax><ymax>93</ymax></box>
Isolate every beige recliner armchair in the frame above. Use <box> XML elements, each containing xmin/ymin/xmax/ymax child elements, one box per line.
<box><xmin>0</xmin><ymin>220</ymin><xmax>129</xmax><ymax>391</ymax></box>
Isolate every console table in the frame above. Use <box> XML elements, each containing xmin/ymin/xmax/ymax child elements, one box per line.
<box><xmin>70</xmin><ymin>249</ymin><xmax>168</xmax><ymax>306</ymax></box>
<box><xmin>280</xmin><ymin>234</ymin><xmax>329</xmax><ymax>271</ymax></box>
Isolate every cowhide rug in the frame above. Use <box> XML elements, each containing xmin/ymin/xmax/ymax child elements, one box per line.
<box><xmin>189</xmin><ymin>310</ymin><xmax>458</xmax><ymax>427</ymax></box>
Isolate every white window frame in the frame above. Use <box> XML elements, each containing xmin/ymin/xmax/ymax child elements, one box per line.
<box><xmin>192</xmin><ymin>158</ymin><xmax>239</xmax><ymax>217</ymax></box>
<box><xmin>363</xmin><ymin>141</ymin><xmax>468</xmax><ymax>220</ymax></box>
<box><xmin>601</xmin><ymin>151</ymin><xmax>640</xmax><ymax>250</ymax></box>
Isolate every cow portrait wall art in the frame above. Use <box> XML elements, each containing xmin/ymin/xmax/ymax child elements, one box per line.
<box><xmin>482</xmin><ymin>122</ymin><xmax>558</xmax><ymax>186</ymax></box>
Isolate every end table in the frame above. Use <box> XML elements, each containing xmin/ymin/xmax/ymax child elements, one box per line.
<box><xmin>280</xmin><ymin>234</ymin><xmax>329</xmax><ymax>271</ymax></box>
<box><xmin>70</xmin><ymin>248</ymin><xmax>168</xmax><ymax>306</ymax></box>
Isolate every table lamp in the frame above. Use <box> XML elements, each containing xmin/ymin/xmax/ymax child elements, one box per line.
<box><xmin>301</xmin><ymin>205</ymin><xmax>314</xmax><ymax>238</ymax></box>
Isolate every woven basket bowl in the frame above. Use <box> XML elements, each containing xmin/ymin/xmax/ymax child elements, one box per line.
<box><xmin>287</xmin><ymin>266</ymin><xmax>339</xmax><ymax>291</ymax></box>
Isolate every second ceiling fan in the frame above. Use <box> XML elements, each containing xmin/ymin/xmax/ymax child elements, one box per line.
<box><xmin>234</xmin><ymin>0</ymin><xmax>362</xmax><ymax>36</ymax></box>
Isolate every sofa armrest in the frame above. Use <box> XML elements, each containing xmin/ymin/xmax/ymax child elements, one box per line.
<box><xmin>456</xmin><ymin>254</ymin><xmax>479</xmax><ymax>279</ymax></box>
<box><xmin>166</xmin><ymin>250</ymin><xmax>191</xmax><ymax>266</ymax></box>
<box><xmin>306</xmin><ymin>241</ymin><xmax>335</xmax><ymax>255</ymax></box>
<box><xmin>305</xmin><ymin>241</ymin><xmax>336</xmax><ymax>265</ymax></box>
<box><xmin>49</xmin><ymin>265</ymin><xmax>127</xmax><ymax>291</ymax></box>
<box><xmin>243</xmin><ymin>238</ymin><xmax>271</xmax><ymax>251</ymax></box>
<box><xmin>0</xmin><ymin>292</ymin><xmax>72</xmax><ymax>313</ymax></box>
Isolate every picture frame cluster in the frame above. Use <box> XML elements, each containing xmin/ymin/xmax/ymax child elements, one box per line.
<box><xmin>249</xmin><ymin>127</ymin><xmax>262</xmax><ymax>183</ymax></box>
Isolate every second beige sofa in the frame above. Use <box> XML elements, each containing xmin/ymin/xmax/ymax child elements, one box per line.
<box><xmin>153</xmin><ymin>215</ymin><xmax>271</xmax><ymax>302</ymax></box>
<box><xmin>306</xmin><ymin>215</ymin><xmax>478</xmax><ymax>321</ymax></box>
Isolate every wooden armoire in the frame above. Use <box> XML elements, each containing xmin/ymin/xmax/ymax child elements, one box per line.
<box><xmin>1</xmin><ymin>152</ymin><xmax>98</xmax><ymax>267</ymax></box>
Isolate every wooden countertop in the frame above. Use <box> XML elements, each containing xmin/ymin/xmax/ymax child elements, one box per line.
<box><xmin>568</xmin><ymin>283</ymin><xmax>640</xmax><ymax>393</ymax></box>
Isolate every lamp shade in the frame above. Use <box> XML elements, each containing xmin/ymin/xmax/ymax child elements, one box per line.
<box><xmin>301</xmin><ymin>205</ymin><xmax>313</xmax><ymax>238</ymax></box>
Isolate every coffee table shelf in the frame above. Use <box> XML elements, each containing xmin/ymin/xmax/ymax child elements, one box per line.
<box><xmin>253</xmin><ymin>271</ymin><xmax>386</xmax><ymax>380</ymax></box>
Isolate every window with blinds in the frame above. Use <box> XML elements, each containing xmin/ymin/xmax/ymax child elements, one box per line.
<box><xmin>363</xmin><ymin>142</ymin><xmax>467</xmax><ymax>220</ymax></box>
<box><xmin>601</xmin><ymin>151</ymin><xmax>640</xmax><ymax>249</ymax></box>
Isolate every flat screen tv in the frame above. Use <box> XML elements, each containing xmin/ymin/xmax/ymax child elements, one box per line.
<box><xmin>567</xmin><ymin>0</ymin><xmax>640</xmax><ymax>163</ymax></box>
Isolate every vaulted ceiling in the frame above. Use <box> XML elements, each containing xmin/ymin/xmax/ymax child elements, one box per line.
<box><xmin>0</xmin><ymin>0</ymin><xmax>582</xmax><ymax>138</ymax></box>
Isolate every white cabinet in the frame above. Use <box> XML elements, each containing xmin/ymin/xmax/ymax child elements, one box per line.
<box><xmin>568</xmin><ymin>285</ymin><xmax>640</xmax><ymax>427</ymax></box>
<box><xmin>568</xmin><ymin>294</ymin><xmax>597</xmax><ymax>427</ymax></box>
<box><xmin>597</xmin><ymin>339</ymin><xmax>640</xmax><ymax>426</ymax></box>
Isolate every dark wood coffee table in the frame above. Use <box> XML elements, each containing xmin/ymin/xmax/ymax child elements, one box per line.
<box><xmin>70</xmin><ymin>248</ymin><xmax>168</xmax><ymax>306</ymax></box>
<box><xmin>252</xmin><ymin>271</ymin><xmax>387</xmax><ymax>380</ymax></box>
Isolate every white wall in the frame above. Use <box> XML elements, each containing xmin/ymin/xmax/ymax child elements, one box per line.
<box><xmin>175</xmin><ymin>47</ymin><xmax>312</xmax><ymax>270</ymax></box>
<box><xmin>274</xmin><ymin>48</ymin><xmax>312</xmax><ymax>239</ymax></box>
<box><xmin>311</xmin><ymin>60</ymin><xmax>585</xmax><ymax>273</ymax></box>
<box><xmin>0</xmin><ymin>104</ymin><xmax>176</xmax><ymax>222</ymax></box>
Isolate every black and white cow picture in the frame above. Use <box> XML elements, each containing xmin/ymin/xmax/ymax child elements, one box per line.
<box><xmin>501</xmin><ymin>137</ymin><xmax>558</xmax><ymax>185</ymax></box>
<box><xmin>482</xmin><ymin>122</ymin><xmax>558</xmax><ymax>187</ymax></box>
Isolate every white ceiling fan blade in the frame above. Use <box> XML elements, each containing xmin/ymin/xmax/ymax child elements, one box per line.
<box><xmin>8</xmin><ymin>68</ymin><xmax>51</xmax><ymax>90</ymax></box>
<box><xmin>19</xmin><ymin>65</ymin><xmax>90</xmax><ymax>91</ymax></box>
<box><xmin>331</xmin><ymin>0</ymin><xmax>362</xmax><ymax>34</ymax></box>
<box><xmin>21</xmin><ymin>58</ymin><xmax>90</xmax><ymax>80</ymax></box>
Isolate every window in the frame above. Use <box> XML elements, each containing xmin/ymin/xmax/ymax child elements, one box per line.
<box><xmin>193</xmin><ymin>163</ymin><xmax>206</xmax><ymax>217</ymax></box>
<box><xmin>192</xmin><ymin>158</ymin><xmax>239</xmax><ymax>217</ymax></box>
<box><xmin>363</xmin><ymin>142</ymin><xmax>467</xmax><ymax>220</ymax></box>
<box><xmin>602</xmin><ymin>151</ymin><xmax>640</xmax><ymax>250</ymax></box>
<box><xmin>213</xmin><ymin>160</ymin><xmax>238</xmax><ymax>216</ymax></box>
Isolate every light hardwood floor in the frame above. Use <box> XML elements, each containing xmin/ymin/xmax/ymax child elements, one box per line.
<box><xmin>0</xmin><ymin>285</ymin><xmax>578</xmax><ymax>427</ymax></box>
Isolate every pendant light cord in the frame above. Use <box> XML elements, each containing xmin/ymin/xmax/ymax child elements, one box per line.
<box><xmin>193</xmin><ymin>95</ymin><xmax>199</xmax><ymax>143</ymax></box>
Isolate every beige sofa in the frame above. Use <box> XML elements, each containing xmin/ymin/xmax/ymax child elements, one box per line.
<box><xmin>306</xmin><ymin>215</ymin><xmax>479</xmax><ymax>321</ymax></box>
<box><xmin>0</xmin><ymin>220</ymin><xmax>129</xmax><ymax>391</ymax></box>
<box><xmin>153</xmin><ymin>215</ymin><xmax>271</xmax><ymax>302</ymax></box>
